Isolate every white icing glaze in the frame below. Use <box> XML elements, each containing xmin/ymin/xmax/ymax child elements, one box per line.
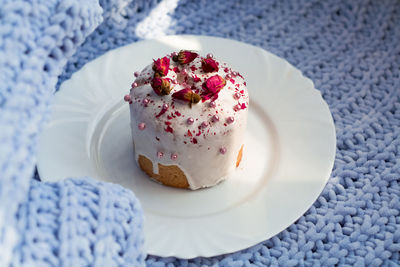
<box><xmin>129</xmin><ymin>53</ymin><xmax>249</xmax><ymax>190</ymax></box>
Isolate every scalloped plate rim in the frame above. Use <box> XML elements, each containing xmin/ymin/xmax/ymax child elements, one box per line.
<box><xmin>37</xmin><ymin>35</ymin><xmax>336</xmax><ymax>259</ymax></box>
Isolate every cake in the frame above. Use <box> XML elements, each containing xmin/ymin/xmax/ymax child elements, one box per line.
<box><xmin>124</xmin><ymin>50</ymin><xmax>249</xmax><ymax>190</ymax></box>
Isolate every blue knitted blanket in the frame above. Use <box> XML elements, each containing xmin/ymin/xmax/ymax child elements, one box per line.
<box><xmin>1</xmin><ymin>0</ymin><xmax>399</xmax><ymax>266</ymax></box>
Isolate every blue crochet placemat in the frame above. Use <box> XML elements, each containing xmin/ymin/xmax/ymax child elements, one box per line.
<box><xmin>1</xmin><ymin>0</ymin><xmax>399</xmax><ymax>266</ymax></box>
<box><xmin>59</xmin><ymin>0</ymin><xmax>400</xmax><ymax>265</ymax></box>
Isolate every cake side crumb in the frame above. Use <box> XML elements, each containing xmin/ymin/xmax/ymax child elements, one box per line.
<box><xmin>138</xmin><ymin>155</ymin><xmax>190</xmax><ymax>189</ymax></box>
<box><xmin>236</xmin><ymin>145</ymin><xmax>244</xmax><ymax>167</ymax></box>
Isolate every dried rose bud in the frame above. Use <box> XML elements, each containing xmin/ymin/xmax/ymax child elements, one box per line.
<box><xmin>191</xmin><ymin>93</ymin><xmax>201</xmax><ymax>103</ymax></box>
<box><xmin>151</xmin><ymin>77</ymin><xmax>172</xmax><ymax>95</ymax></box>
<box><xmin>172</xmin><ymin>88</ymin><xmax>201</xmax><ymax>104</ymax></box>
<box><xmin>172</xmin><ymin>50</ymin><xmax>198</xmax><ymax>64</ymax></box>
<box><xmin>201</xmin><ymin>57</ymin><xmax>219</xmax><ymax>73</ymax></box>
<box><xmin>201</xmin><ymin>75</ymin><xmax>226</xmax><ymax>101</ymax></box>
<box><xmin>203</xmin><ymin>75</ymin><xmax>226</xmax><ymax>93</ymax></box>
<box><xmin>152</xmin><ymin>56</ymin><xmax>170</xmax><ymax>76</ymax></box>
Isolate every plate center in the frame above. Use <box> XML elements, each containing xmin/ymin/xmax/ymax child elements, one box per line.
<box><xmin>90</xmin><ymin>100</ymin><xmax>278</xmax><ymax>218</ymax></box>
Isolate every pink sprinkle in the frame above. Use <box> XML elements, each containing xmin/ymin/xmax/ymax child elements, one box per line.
<box><xmin>134</xmin><ymin>71</ymin><xmax>140</xmax><ymax>77</ymax></box>
<box><xmin>187</xmin><ymin>117</ymin><xmax>194</xmax><ymax>125</ymax></box>
<box><xmin>232</xmin><ymin>71</ymin><xmax>238</xmax><ymax>76</ymax></box>
<box><xmin>193</xmin><ymin>75</ymin><xmax>201</xmax><ymax>83</ymax></box>
<box><xmin>226</xmin><ymin>73</ymin><xmax>232</xmax><ymax>80</ymax></box>
<box><xmin>234</xmin><ymin>104</ymin><xmax>241</xmax><ymax>111</ymax></box>
<box><xmin>201</xmin><ymin>121</ymin><xmax>209</xmax><ymax>128</ymax></box>
<box><xmin>157</xmin><ymin>151</ymin><xmax>164</xmax><ymax>158</ymax></box>
<box><xmin>227</xmin><ymin>116</ymin><xmax>235</xmax><ymax>123</ymax></box>
<box><xmin>138</xmin><ymin>122</ymin><xmax>146</xmax><ymax>130</ymax></box>
<box><xmin>143</xmin><ymin>98</ymin><xmax>149</xmax><ymax>106</ymax></box>
<box><xmin>124</xmin><ymin>95</ymin><xmax>131</xmax><ymax>102</ymax></box>
<box><xmin>207</xmin><ymin>53</ymin><xmax>213</xmax><ymax>58</ymax></box>
<box><xmin>131</xmin><ymin>82</ymin><xmax>138</xmax><ymax>88</ymax></box>
<box><xmin>181</xmin><ymin>69</ymin><xmax>188</xmax><ymax>75</ymax></box>
<box><xmin>171</xmin><ymin>52</ymin><xmax>178</xmax><ymax>57</ymax></box>
<box><xmin>220</xmin><ymin>147</ymin><xmax>227</xmax><ymax>154</ymax></box>
<box><xmin>171</xmin><ymin>153</ymin><xmax>178</xmax><ymax>160</ymax></box>
<box><xmin>156</xmin><ymin>103</ymin><xmax>169</xmax><ymax>118</ymax></box>
<box><xmin>165</xmin><ymin>125</ymin><xmax>174</xmax><ymax>133</ymax></box>
<box><xmin>212</xmin><ymin>115</ymin><xmax>219</xmax><ymax>122</ymax></box>
<box><xmin>234</xmin><ymin>92</ymin><xmax>241</xmax><ymax>100</ymax></box>
<box><xmin>209</xmin><ymin>101</ymin><xmax>216</xmax><ymax>108</ymax></box>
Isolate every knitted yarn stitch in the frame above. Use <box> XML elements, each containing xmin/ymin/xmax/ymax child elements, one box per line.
<box><xmin>1</xmin><ymin>0</ymin><xmax>399</xmax><ymax>266</ymax></box>
<box><xmin>59</xmin><ymin>0</ymin><xmax>400</xmax><ymax>265</ymax></box>
<box><xmin>0</xmin><ymin>0</ymin><xmax>145</xmax><ymax>266</ymax></box>
<box><xmin>12</xmin><ymin>178</ymin><xmax>145</xmax><ymax>266</ymax></box>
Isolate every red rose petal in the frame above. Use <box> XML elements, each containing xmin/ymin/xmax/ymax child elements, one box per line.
<box><xmin>173</xmin><ymin>50</ymin><xmax>198</xmax><ymax>64</ymax></box>
<box><xmin>201</xmin><ymin>57</ymin><xmax>219</xmax><ymax>73</ymax></box>
<box><xmin>165</xmin><ymin>125</ymin><xmax>174</xmax><ymax>133</ymax></box>
<box><xmin>201</xmin><ymin>75</ymin><xmax>226</xmax><ymax>101</ymax></box>
<box><xmin>172</xmin><ymin>88</ymin><xmax>201</xmax><ymax>104</ymax></box>
<box><xmin>153</xmin><ymin>56</ymin><xmax>170</xmax><ymax>76</ymax></box>
<box><xmin>151</xmin><ymin>77</ymin><xmax>171</xmax><ymax>95</ymax></box>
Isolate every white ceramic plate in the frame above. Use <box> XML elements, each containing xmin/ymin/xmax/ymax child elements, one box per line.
<box><xmin>37</xmin><ymin>35</ymin><xmax>336</xmax><ymax>259</ymax></box>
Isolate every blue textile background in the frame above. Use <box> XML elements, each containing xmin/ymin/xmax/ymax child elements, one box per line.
<box><xmin>1</xmin><ymin>0</ymin><xmax>399</xmax><ymax>266</ymax></box>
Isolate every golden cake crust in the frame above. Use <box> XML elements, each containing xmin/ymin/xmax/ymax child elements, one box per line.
<box><xmin>138</xmin><ymin>155</ymin><xmax>190</xmax><ymax>189</ymax></box>
<box><xmin>138</xmin><ymin>145</ymin><xmax>244</xmax><ymax>189</ymax></box>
